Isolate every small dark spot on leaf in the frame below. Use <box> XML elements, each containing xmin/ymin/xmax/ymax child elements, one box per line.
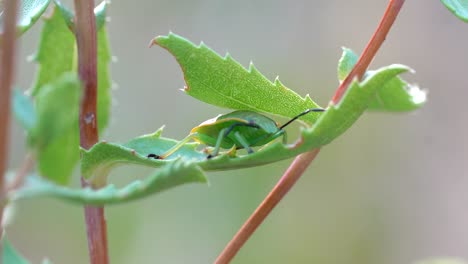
<box><xmin>147</xmin><ymin>153</ymin><xmax>162</xmax><ymax>159</ymax></box>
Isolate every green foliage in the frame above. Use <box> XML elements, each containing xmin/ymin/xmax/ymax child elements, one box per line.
<box><xmin>337</xmin><ymin>47</ymin><xmax>358</xmax><ymax>81</ymax></box>
<box><xmin>82</xmin><ymin>64</ymin><xmax>411</xmax><ymax>176</ymax></box>
<box><xmin>27</xmin><ymin>3</ymin><xmax>112</xmax><ymax>185</ymax></box>
<box><xmin>97</xmin><ymin>27</ymin><xmax>112</xmax><ymax>131</ymax></box>
<box><xmin>0</xmin><ymin>0</ymin><xmax>50</xmax><ymax>36</ymax></box>
<box><xmin>2</xmin><ymin>236</ymin><xmax>31</xmax><ymax>264</ymax></box>
<box><xmin>32</xmin><ymin>74</ymin><xmax>80</xmax><ymax>185</ymax></box>
<box><xmin>54</xmin><ymin>0</ymin><xmax>109</xmax><ymax>30</ymax></box>
<box><xmin>11</xmin><ymin>159</ymin><xmax>207</xmax><ymax>205</ymax></box>
<box><xmin>12</xmin><ymin>89</ymin><xmax>37</xmax><ymax>131</ymax></box>
<box><xmin>31</xmin><ymin>6</ymin><xmax>75</xmax><ymax>95</ymax></box>
<box><xmin>30</xmin><ymin>73</ymin><xmax>80</xmax><ymax>150</ymax></box>
<box><xmin>441</xmin><ymin>0</ymin><xmax>468</xmax><ymax>22</ymax></box>
<box><xmin>337</xmin><ymin>47</ymin><xmax>426</xmax><ymax>111</ymax></box>
<box><xmin>10</xmin><ymin>30</ymin><xmax>423</xmax><ymax>206</ymax></box>
<box><xmin>81</xmin><ymin>128</ymin><xmax>204</xmax><ymax>179</ymax></box>
<box><xmin>153</xmin><ymin>33</ymin><xmax>323</xmax><ymax>125</ymax></box>
<box><xmin>12</xmin><ymin>73</ymin><xmax>81</xmax><ymax>184</ymax></box>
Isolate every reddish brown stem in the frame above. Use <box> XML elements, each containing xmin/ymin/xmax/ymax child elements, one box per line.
<box><xmin>0</xmin><ymin>0</ymin><xmax>18</xmax><ymax>237</ymax></box>
<box><xmin>73</xmin><ymin>1</ymin><xmax>109</xmax><ymax>263</ymax></box>
<box><xmin>332</xmin><ymin>0</ymin><xmax>405</xmax><ymax>103</ymax></box>
<box><xmin>215</xmin><ymin>0</ymin><xmax>406</xmax><ymax>263</ymax></box>
<box><xmin>215</xmin><ymin>149</ymin><xmax>321</xmax><ymax>264</ymax></box>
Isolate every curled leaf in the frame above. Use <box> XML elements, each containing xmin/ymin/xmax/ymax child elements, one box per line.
<box><xmin>337</xmin><ymin>47</ymin><xmax>426</xmax><ymax>111</ymax></box>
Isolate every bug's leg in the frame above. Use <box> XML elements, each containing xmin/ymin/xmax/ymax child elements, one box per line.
<box><xmin>149</xmin><ymin>133</ymin><xmax>196</xmax><ymax>159</ymax></box>
<box><xmin>207</xmin><ymin>122</ymin><xmax>260</xmax><ymax>159</ymax></box>
<box><xmin>207</xmin><ymin>128</ymin><xmax>228</xmax><ymax>159</ymax></box>
<box><xmin>281</xmin><ymin>130</ymin><xmax>288</xmax><ymax>144</ymax></box>
<box><xmin>233</xmin><ymin>131</ymin><xmax>254</xmax><ymax>154</ymax></box>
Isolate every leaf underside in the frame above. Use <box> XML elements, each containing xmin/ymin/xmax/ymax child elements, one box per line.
<box><xmin>11</xmin><ymin>159</ymin><xmax>207</xmax><ymax>206</ymax></box>
<box><xmin>0</xmin><ymin>0</ymin><xmax>51</xmax><ymax>36</ymax></box>
<box><xmin>441</xmin><ymin>0</ymin><xmax>468</xmax><ymax>22</ymax></box>
<box><xmin>337</xmin><ymin>47</ymin><xmax>426</xmax><ymax>111</ymax></box>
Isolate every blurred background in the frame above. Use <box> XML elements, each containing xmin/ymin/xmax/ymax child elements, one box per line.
<box><xmin>6</xmin><ymin>0</ymin><xmax>468</xmax><ymax>263</ymax></box>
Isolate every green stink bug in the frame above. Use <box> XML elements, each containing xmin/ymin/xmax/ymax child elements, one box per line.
<box><xmin>148</xmin><ymin>108</ymin><xmax>325</xmax><ymax>159</ymax></box>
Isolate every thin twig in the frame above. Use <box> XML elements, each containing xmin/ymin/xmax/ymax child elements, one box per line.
<box><xmin>0</xmin><ymin>0</ymin><xmax>18</xmax><ymax>237</ymax></box>
<box><xmin>215</xmin><ymin>0</ymin><xmax>406</xmax><ymax>263</ymax></box>
<box><xmin>331</xmin><ymin>0</ymin><xmax>405</xmax><ymax>104</ymax></box>
<box><xmin>73</xmin><ymin>0</ymin><xmax>109</xmax><ymax>263</ymax></box>
<box><xmin>214</xmin><ymin>149</ymin><xmax>321</xmax><ymax>264</ymax></box>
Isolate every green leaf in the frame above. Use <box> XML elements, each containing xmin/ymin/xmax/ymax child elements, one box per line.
<box><xmin>30</xmin><ymin>3</ymin><xmax>112</xmax><ymax>184</ymax></box>
<box><xmin>31</xmin><ymin>3</ymin><xmax>112</xmax><ymax>122</ymax></box>
<box><xmin>37</xmin><ymin>132</ymin><xmax>79</xmax><ymax>184</ymax></box>
<box><xmin>54</xmin><ymin>0</ymin><xmax>109</xmax><ymax>30</ymax></box>
<box><xmin>2</xmin><ymin>235</ymin><xmax>31</xmax><ymax>264</ymax></box>
<box><xmin>366</xmin><ymin>70</ymin><xmax>426</xmax><ymax>111</ymax></box>
<box><xmin>32</xmin><ymin>73</ymin><xmax>81</xmax><ymax>184</ymax></box>
<box><xmin>97</xmin><ymin>27</ymin><xmax>112</xmax><ymax>131</ymax></box>
<box><xmin>11</xmin><ymin>160</ymin><xmax>208</xmax><ymax>205</ymax></box>
<box><xmin>12</xmin><ymin>89</ymin><xmax>37</xmax><ymax>131</ymax></box>
<box><xmin>337</xmin><ymin>47</ymin><xmax>426</xmax><ymax>111</ymax></box>
<box><xmin>441</xmin><ymin>0</ymin><xmax>468</xmax><ymax>22</ymax></box>
<box><xmin>81</xmin><ymin>128</ymin><xmax>204</xmax><ymax>180</ymax></box>
<box><xmin>337</xmin><ymin>47</ymin><xmax>358</xmax><ymax>82</ymax></box>
<box><xmin>30</xmin><ymin>73</ymin><xmax>80</xmax><ymax>149</ymax></box>
<box><xmin>94</xmin><ymin>1</ymin><xmax>108</xmax><ymax>30</ymax></box>
<box><xmin>31</xmin><ymin>5</ymin><xmax>75</xmax><ymax>96</ymax></box>
<box><xmin>0</xmin><ymin>0</ymin><xmax>51</xmax><ymax>36</ymax></box>
<box><xmin>31</xmin><ymin>73</ymin><xmax>80</xmax><ymax>148</ymax></box>
<box><xmin>82</xmin><ymin>65</ymin><xmax>412</xmax><ymax>172</ymax></box>
<box><xmin>153</xmin><ymin>33</ymin><xmax>323</xmax><ymax>125</ymax></box>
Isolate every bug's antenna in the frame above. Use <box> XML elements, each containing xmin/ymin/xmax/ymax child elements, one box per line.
<box><xmin>279</xmin><ymin>108</ymin><xmax>325</xmax><ymax>130</ymax></box>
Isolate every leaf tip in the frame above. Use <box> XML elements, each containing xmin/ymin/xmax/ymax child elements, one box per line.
<box><xmin>149</xmin><ymin>33</ymin><xmax>173</xmax><ymax>48</ymax></box>
<box><xmin>147</xmin><ymin>126</ymin><xmax>165</xmax><ymax>138</ymax></box>
<box><xmin>408</xmin><ymin>84</ymin><xmax>427</xmax><ymax>105</ymax></box>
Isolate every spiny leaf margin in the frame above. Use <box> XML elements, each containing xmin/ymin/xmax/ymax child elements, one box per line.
<box><xmin>152</xmin><ymin>33</ymin><xmax>323</xmax><ymax>125</ymax></box>
<box><xmin>82</xmin><ymin>65</ymin><xmax>411</xmax><ymax>175</ymax></box>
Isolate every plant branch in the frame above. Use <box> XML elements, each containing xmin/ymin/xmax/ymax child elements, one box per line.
<box><xmin>73</xmin><ymin>0</ymin><xmax>109</xmax><ymax>263</ymax></box>
<box><xmin>0</xmin><ymin>0</ymin><xmax>18</xmax><ymax>236</ymax></box>
<box><xmin>215</xmin><ymin>149</ymin><xmax>321</xmax><ymax>264</ymax></box>
<box><xmin>215</xmin><ymin>0</ymin><xmax>406</xmax><ymax>263</ymax></box>
<box><xmin>331</xmin><ymin>0</ymin><xmax>405</xmax><ymax>103</ymax></box>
